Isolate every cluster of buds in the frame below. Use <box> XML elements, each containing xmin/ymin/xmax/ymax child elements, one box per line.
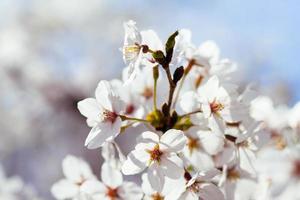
<box><xmin>51</xmin><ymin>20</ymin><xmax>300</xmax><ymax>200</ymax></box>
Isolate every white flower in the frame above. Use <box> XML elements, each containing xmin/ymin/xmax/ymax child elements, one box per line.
<box><xmin>182</xmin><ymin>127</ymin><xmax>215</xmax><ymax>171</ymax></box>
<box><xmin>122</xmin><ymin>20</ymin><xmax>143</xmax><ymax>82</ymax></box>
<box><xmin>82</xmin><ymin>162</ymin><xmax>143</xmax><ymax>200</ymax></box>
<box><xmin>175</xmin><ymin>169</ymin><xmax>224</xmax><ymax>200</ymax></box>
<box><xmin>109</xmin><ymin>78</ymin><xmax>145</xmax><ymax>125</ymax></box>
<box><xmin>51</xmin><ymin>155</ymin><xmax>96</xmax><ymax>200</ymax></box>
<box><xmin>141</xmin><ymin>173</ymin><xmax>183</xmax><ymax>200</ymax></box>
<box><xmin>122</xmin><ymin>129</ymin><xmax>187</xmax><ymax>191</ymax></box>
<box><xmin>180</xmin><ymin>76</ymin><xmax>244</xmax><ymax>134</ymax></box>
<box><xmin>101</xmin><ymin>141</ymin><xmax>126</xmax><ymax>171</ymax></box>
<box><xmin>129</xmin><ymin>65</ymin><xmax>168</xmax><ymax>109</ymax></box>
<box><xmin>255</xmin><ymin>146</ymin><xmax>300</xmax><ymax>198</ymax></box>
<box><xmin>219</xmin><ymin>165</ymin><xmax>257</xmax><ymax>200</ymax></box>
<box><xmin>78</xmin><ymin>80</ymin><xmax>125</xmax><ymax>149</ymax></box>
<box><xmin>185</xmin><ymin>40</ymin><xmax>220</xmax><ymax>69</ymax></box>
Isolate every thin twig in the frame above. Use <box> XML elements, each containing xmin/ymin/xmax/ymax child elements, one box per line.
<box><xmin>164</xmin><ymin>66</ymin><xmax>176</xmax><ymax>116</ymax></box>
<box><xmin>180</xmin><ymin>109</ymin><xmax>202</xmax><ymax>118</ymax></box>
<box><xmin>119</xmin><ymin>115</ymin><xmax>149</xmax><ymax>123</ymax></box>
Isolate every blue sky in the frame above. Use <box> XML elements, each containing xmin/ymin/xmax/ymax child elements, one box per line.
<box><xmin>2</xmin><ymin>0</ymin><xmax>299</xmax><ymax>103</ymax></box>
<box><xmin>111</xmin><ymin>0</ymin><xmax>300</xmax><ymax>104</ymax></box>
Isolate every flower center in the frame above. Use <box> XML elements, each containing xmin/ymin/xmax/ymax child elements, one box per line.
<box><xmin>292</xmin><ymin>159</ymin><xmax>300</xmax><ymax>178</ymax></box>
<box><xmin>75</xmin><ymin>176</ymin><xmax>85</xmax><ymax>186</ymax></box>
<box><xmin>123</xmin><ymin>44</ymin><xmax>141</xmax><ymax>61</ymax></box>
<box><xmin>151</xmin><ymin>192</ymin><xmax>164</xmax><ymax>200</ymax></box>
<box><xmin>227</xmin><ymin>168</ymin><xmax>240</xmax><ymax>181</ymax></box>
<box><xmin>125</xmin><ymin>104</ymin><xmax>135</xmax><ymax>115</ymax></box>
<box><xmin>271</xmin><ymin>131</ymin><xmax>286</xmax><ymax>150</ymax></box>
<box><xmin>106</xmin><ymin>187</ymin><xmax>119</xmax><ymax>200</ymax></box>
<box><xmin>147</xmin><ymin>144</ymin><xmax>163</xmax><ymax>163</ymax></box>
<box><xmin>187</xmin><ymin>137</ymin><xmax>200</xmax><ymax>153</ymax></box>
<box><xmin>103</xmin><ymin>110</ymin><xmax>118</xmax><ymax>123</ymax></box>
<box><xmin>210</xmin><ymin>99</ymin><xmax>224</xmax><ymax>114</ymax></box>
<box><xmin>142</xmin><ymin>87</ymin><xmax>153</xmax><ymax>99</ymax></box>
<box><xmin>188</xmin><ymin>181</ymin><xmax>201</xmax><ymax>193</ymax></box>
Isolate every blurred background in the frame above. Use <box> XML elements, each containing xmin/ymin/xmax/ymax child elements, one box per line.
<box><xmin>0</xmin><ymin>0</ymin><xmax>299</xmax><ymax>199</ymax></box>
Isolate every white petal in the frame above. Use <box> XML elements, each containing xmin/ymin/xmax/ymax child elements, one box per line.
<box><xmin>137</xmin><ymin>131</ymin><xmax>160</xmax><ymax>144</ymax></box>
<box><xmin>110</xmin><ymin>95</ymin><xmax>125</xmax><ymax>114</ymax></box>
<box><xmin>201</xmin><ymin>99</ymin><xmax>212</xmax><ymax>118</ymax></box>
<box><xmin>199</xmin><ymin>183</ymin><xmax>225</xmax><ymax>200</ymax></box>
<box><xmin>95</xmin><ymin>80</ymin><xmax>114</xmax><ymax>111</ymax></box>
<box><xmin>208</xmin><ymin>114</ymin><xmax>226</xmax><ymax>136</ymax></box>
<box><xmin>147</xmin><ymin>164</ymin><xmax>165</xmax><ymax>192</ymax></box>
<box><xmin>184</xmin><ymin>149</ymin><xmax>214</xmax><ymax>171</ymax></box>
<box><xmin>197</xmin><ymin>168</ymin><xmax>220</xmax><ymax>182</ymax></box>
<box><xmin>62</xmin><ymin>155</ymin><xmax>93</xmax><ymax>182</ymax></box>
<box><xmin>141</xmin><ymin>30</ymin><xmax>163</xmax><ymax>51</ymax></box>
<box><xmin>118</xmin><ymin>182</ymin><xmax>143</xmax><ymax>200</ymax></box>
<box><xmin>239</xmin><ymin>147</ymin><xmax>256</xmax><ymax>175</ymax></box>
<box><xmin>160</xmin><ymin>155</ymin><xmax>184</xmax><ymax>179</ymax></box>
<box><xmin>179</xmin><ymin>91</ymin><xmax>199</xmax><ymax>113</ymax></box>
<box><xmin>198</xmin><ymin>40</ymin><xmax>220</xmax><ymax>63</ymax></box>
<box><xmin>80</xmin><ymin>180</ymin><xmax>106</xmax><ymax>195</ymax></box>
<box><xmin>85</xmin><ymin>118</ymin><xmax>121</xmax><ymax>149</ymax></box>
<box><xmin>198</xmin><ymin>76</ymin><xmax>220</xmax><ymax>101</ymax></box>
<box><xmin>160</xmin><ymin>129</ymin><xmax>187</xmax><ymax>153</ymax></box>
<box><xmin>77</xmin><ymin>98</ymin><xmax>101</xmax><ymax>123</ymax></box>
<box><xmin>198</xmin><ymin>130</ymin><xmax>224</xmax><ymax>155</ymax></box>
<box><xmin>123</xmin><ymin>20</ymin><xmax>141</xmax><ymax>46</ymax></box>
<box><xmin>51</xmin><ymin>179</ymin><xmax>79</xmax><ymax>199</ymax></box>
<box><xmin>85</xmin><ymin>123</ymin><xmax>113</xmax><ymax>149</ymax></box>
<box><xmin>178</xmin><ymin>191</ymin><xmax>198</xmax><ymax>200</ymax></box>
<box><xmin>122</xmin><ymin>150</ymin><xmax>148</xmax><ymax>175</ymax></box>
<box><xmin>101</xmin><ymin>162</ymin><xmax>123</xmax><ymax>188</ymax></box>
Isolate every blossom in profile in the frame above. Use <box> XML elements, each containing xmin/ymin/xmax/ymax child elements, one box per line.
<box><xmin>122</xmin><ymin>20</ymin><xmax>143</xmax><ymax>82</ymax></box>
<box><xmin>78</xmin><ymin>80</ymin><xmax>125</xmax><ymax>149</ymax></box>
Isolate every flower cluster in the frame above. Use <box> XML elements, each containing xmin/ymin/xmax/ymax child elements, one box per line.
<box><xmin>52</xmin><ymin>21</ymin><xmax>300</xmax><ymax>200</ymax></box>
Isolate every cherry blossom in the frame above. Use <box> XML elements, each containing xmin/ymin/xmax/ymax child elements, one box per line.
<box><xmin>52</xmin><ymin>20</ymin><xmax>300</xmax><ymax>200</ymax></box>
<box><xmin>78</xmin><ymin>80</ymin><xmax>125</xmax><ymax>149</ymax></box>
<box><xmin>122</xmin><ymin>130</ymin><xmax>187</xmax><ymax>191</ymax></box>
<box><xmin>51</xmin><ymin>155</ymin><xmax>96</xmax><ymax>199</ymax></box>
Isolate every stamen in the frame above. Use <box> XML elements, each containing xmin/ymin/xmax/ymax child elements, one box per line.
<box><xmin>125</xmin><ymin>104</ymin><xmax>135</xmax><ymax>115</ymax></box>
<box><xmin>227</xmin><ymin>168</ymin><xmax>240</xmax><ymax>181</ymax></box>
<box><xmin>102</xmin><ymin>110</ymin><xmax>118</xmax><ymax>123</ymax></box>
<box><xmin>187</xmin><ymin>137</ymin><xmax>200</xmax><ymax>153</ymax></box>
<box><xmin>106</xmin><ymin>186</ymin><xmax>119</xmax><ymax>200</ymax></box>
<box><xmin>210</xmin><ymin>99</ymin><xmax>224</xmax><ymax>114</ymax></box>
<box><xmin>147</xmin><ymin>144</ymin><xmax>163</xmax><ymax>164</ymax></box>
<box><xmin>142</xmin><ymin>87</ymin><xmax>153</xmax><ymax>99</ymax></box>
<box><xmin>123</xmin><ymin>45</ymin><xmax>141</xmax><ymax>61</ymax></box>
<box><xmin>151</xmin><ymin>192</ymin><xmax>164</xmax><ymax>200</ymax></box>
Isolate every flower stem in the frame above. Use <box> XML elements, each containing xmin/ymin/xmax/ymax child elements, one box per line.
<box><xmin>173</xmin><ymin>60</ymin><xmax>195</xmax><ymax>108</ymax></box>
<box><xmin>164</xmin><ymin>66</ymin><xmax>176</xmax><ymax>117</ymax></box>
<box><xmin>119</xmin><ymin>115</ymin><xmax>148</xmax><ymax>123</ymax></box>
<box><xmin>153</xmin><ymin>65</ymin><xmax>159</xmax><ymax>111</ymax></box>
<box><xmin>180</xmin><ymin>109</ymin><xmax>202</xmax><ymax>118</ymax></box>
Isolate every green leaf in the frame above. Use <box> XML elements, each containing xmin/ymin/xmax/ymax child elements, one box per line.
<box><xmin>173</xmin><ymin>66</ymin><xmax>184</xmax><ymax>85</ymax></box>
<box><xmin>165</xmin><ymin>31</ymin><xmax>179</xmax><ymax>64</ymax></box>
<box><xmin>152</xmin><ymin>50</ymin><xmax>166</xmax><ymax>65</ymax></box>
